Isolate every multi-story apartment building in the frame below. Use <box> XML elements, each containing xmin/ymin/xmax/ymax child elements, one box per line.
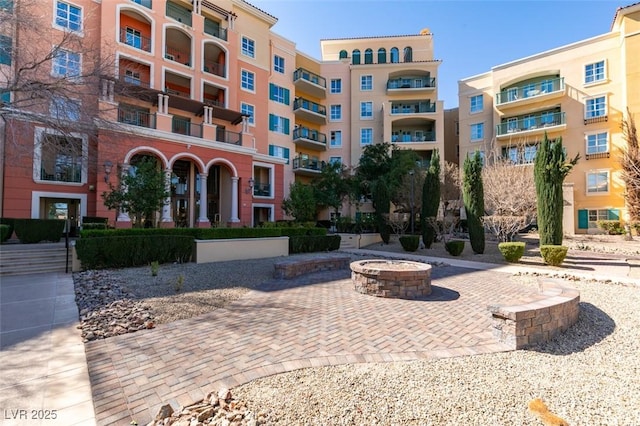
<box><xmin>0</xmin><ymin>0</ymin><xmax>446</xmax><ymax>229</ymax></box>
<box><xmin>458</xmin><ymin>3</ymin><xmax>640</xmax><ymax>234</ymax></box>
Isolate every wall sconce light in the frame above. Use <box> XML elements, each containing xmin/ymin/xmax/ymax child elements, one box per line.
<box><xmin>103</xmin><ymin>161</ymin><xmax>113</xmax><ymax>183</ymax></box>
<box><xmin>245</xmin><ymin>177</ymin><xmax>255</xmax><ymax>194</ymax></box>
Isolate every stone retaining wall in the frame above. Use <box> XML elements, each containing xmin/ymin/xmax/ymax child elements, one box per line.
<box><xmin>273</xmin><ymin>255</ymin><xmax>351</xmax><ymax>279</ymax></box>
<box><xmin>488</xmin><ymin>279</ymin><xmax>580</xmax><ymax>349</ymax></box>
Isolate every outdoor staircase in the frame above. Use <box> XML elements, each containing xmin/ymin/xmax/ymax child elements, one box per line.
<box><xmin>0</xmin><ymin>243</ymin><xmax>72</xmax><ymax>277</ymax></box>
<box><xmin>338</xmin><ymin>233</ymin><xmax>360</xmax><ymax>250</ymax></box>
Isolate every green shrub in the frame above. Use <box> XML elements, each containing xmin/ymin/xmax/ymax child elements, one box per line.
<box><xmin>0</xmin><ymin>224</ymin><xmax>11</xmax><ymax>243</ymax></box>
<box><xmin>13</xmin><ymin>219</ymin><xmax>65</xmax><ymax>243</ymax></box>
<box><xmin>540</xmin><ymin>245</ymin><xmax>568</xmax><ymax>266</ymax></box>
<box><xmin>445</xmin><ymin>240</ymin><xmax>465</xmax><ymax>256</ymax></box>
<box><xmin>498</xmin><ymin>242</ymin><xmax>526</xmax><ymax>262</ymax></box>
<box><xmin>75</xmin><ymin>235</ymin><xmax>193</xmax><ymax>269</ymax></box>
<box><xmin>336</xmin><ymin>217</ymin><xmax>354</xmax><ymax>233</ymax></box>
<box><xmin>0</xmin><ymin>218</ymin><xmax>15</xmax><ymax>241</ymax></box>
<box><xmin>633</xmin><ymin>222</ymin><xmax>640</xmax><ymax>235</ymax></box>
<box><xmin>82</xmin><ymin>223</ymin><xmax>107</xmax><ymax>231</ymax></box>
<box><xmin>80</xmin><ymin>227</ymin><xmax>199</xmax><ymax>238</ymax></box>
<box><xmin>82</xmin><ymin>216</ymin><xmax>108</xmax><ymax>224</ymax></box>
<box><xmin>399</xmin><ymin>235</ymin><xmax>420</xmax><ymax>252</ymax></box>
<box><xmin>289</xmin><ymin>235</ymin><xmax>341</xmax><ymax>254</ymax></box>
<box><xmin>596</xmin><ymin>220</ymin><xmax>625</xmax><ymax>235</ymax></box>
<box><xmin>278</xmin><ymin>227</ymin><xmax>326</xmax><ymax>237</ymax></box>
<box><xmin>150</xmin><ymin>261</ymin><xmax>159</xmax><ymax>277</ymax></box>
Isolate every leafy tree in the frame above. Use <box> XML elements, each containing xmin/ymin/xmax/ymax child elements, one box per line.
<box><xmin>421</xmin><ymin>150</ymin><xmax>441</xmax><ymax>247</ymax></box>
<box><xmin>620</xmin><ymin>110</ymin><xmax>640</xmax><ymax>225</ymax></box>
<box><xmin>533</xmin><ymin>133</ymin><xmax>579</xmax><ymax>245</ymax></box>
<box><xmin>355</xmin><ymin>143</ymin><xmax>394</xmax><ymax>201</ymax></box>
<box><xmin>312</xmin><ymin>161</ymin><xmax>353</xmax><ymax>218</ymax></box>
<box><xmin>462</xmin><ymin>151</ymin><xmax>485</xmax><ymax>254</ymax></box>
<box><xmin>102</xmin><ymin>157</ymin><xmax>169</xmax><ymax>227</ymax></box>
<box><xmin>281</xmin><ymin>181</ymin><xmax>317</xmax><ymax>223</ymax></box>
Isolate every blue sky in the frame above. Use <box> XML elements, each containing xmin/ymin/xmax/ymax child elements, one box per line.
<box><xmin>249</xmin><ymin>0</ymin><xmax>626</xmax><ymax>109</ymax></box>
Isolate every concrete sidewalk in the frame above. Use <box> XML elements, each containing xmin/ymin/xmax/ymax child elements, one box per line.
<box><xmin>0</xmin><ymin>273</ymin><xmax>95</xmax><ymax>426</ymax></box>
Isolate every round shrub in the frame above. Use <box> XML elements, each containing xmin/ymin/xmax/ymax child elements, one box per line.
<box><xmin>445</xmin><ymin>240</ymin><xmax>465</xmax><ymax>256</ymax></box>
<box><xmin>540</xmin><ymin>245</ymin><xmax>568</xmax><ymax>266</ymax></box>
<box><xmin>0</xmin><ymin>224</ymin><xmax>11</xmax><ymax>243</ymax></box>
<box><xmin>399</xmin><ymin>235</ymin><xmax>420</xmax><ymax>252</ymax></box>
<box><xmin>498</xmin><ymin>242</ymin><xmax>526</xmax><ymax>262</ymax></box>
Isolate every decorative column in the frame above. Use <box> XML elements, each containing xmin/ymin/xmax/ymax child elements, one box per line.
<box><xmin>115</xmin><ymin>164</ymin><xmax>132</xmax><ymax>228</ymax></box>
<box><xmin>196</xmin><ymin>173</ymin><xmax>211</xmax><ymax>228</ymax></box>
<box><xmin>230</xmin><ymin>176</ymin><xmax>240</xmax><ymax>223</ymax></box>
<box><xmin>160</xmin><ymin>168</ymin><xmax>174</xmax><ymax>227</ymax></box>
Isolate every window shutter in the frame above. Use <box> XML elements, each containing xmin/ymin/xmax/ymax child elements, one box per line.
<box><xmin>284</xmin><ymin>88</ymin><xmax>290</xmax><ymax>105</ymax></box>
<box><xmin>607</xmin><ymin>209</ymin><xmax>620</xmax><ymax>220</ymax></box>
<box><xmin>284</xmin><ymin>118</ymin><xmax>290</xmax><ymax>135</ymax></box>
<box><xmin>284</xmin><ymin>147</ymin><xmax>290</xmax><ymax>164</ymax></box>
<box><xmin>268</xmin><ymin>144</ymin><xmax>274</xmax><ymax>156</ymax></box>
<box><xmin>577</xmin><ymin>209</ymin><xmax>588</xmax><ymax>229</ymax></box>
<box><xmin>269</xmin><ymin>83</ymin><xmax>275</xmax><ymax>101</ymax></box>
<box><xmin>268</xmin><ymin>114</ymin><xmax>275</xmax><ymax>131</ymax></box>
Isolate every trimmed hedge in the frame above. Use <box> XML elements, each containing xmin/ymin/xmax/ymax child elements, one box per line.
<box><xmin>79</xmin><ymin>227</ymin><xmax>323</xmax><ymax>240</ymax></box>
<box><xmin>445</xmin><ymin>240</ymin><xmax>465</xmax><ymax>256</ymax></box>
<box><xmin>540</xmin><ymin>245</ymin><xmax>568</xmax><ymax>266</ymax></box>
<box><xmin>82</xmin><ymin>216</ymin><xmax>108</xmax><ymax>224</ymax></box>
<box><xmin>75</xmin><ymin>235</ymin><xmax>193</xmax><ymax>269</ymax></box>
<box><xmin>13</xmin><ymin>219</ymin><xmax>65</xmax><ymax>243</ymax></box>
<box><xmin>289</xmin><ymin>235</ymin><xmax>340</xmax><ymax>254</ymax></box>
<box><xmin>399</xmin><ymin>235</ymin><xmax>420</xmax><ymax>252</ymax></box>
<box><xmin>80</xmin><ymin>228</ymin><xmax>200</xmax><ymax>238</ymax></box>
<box><xmin>0</xmin><ymin>224</ymin><xmax>11</xmax><ymax>243</ymax></box>
<box><xmin>82</xmin><ymin>223</ymin><xmax>108</xmax><ymax>231</ymax></box>
<box><xmin>0</xmin><ymin>218</ymin><xmax>15</xmax><ymax>241</ymax></box>
<box><xmin>498</xmin><ymin>242</ymin><xmax>526</xmax><ymax>263</ymax></box>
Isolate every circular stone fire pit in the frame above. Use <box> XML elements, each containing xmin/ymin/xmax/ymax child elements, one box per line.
<box><xmin>350</xmin><ymin>259</ymin><xmax>432</xmax><ymax>299</ymax></box>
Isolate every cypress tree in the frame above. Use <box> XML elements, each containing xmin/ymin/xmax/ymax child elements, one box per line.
<box><xmin>421</xmin><ymin>150</ymin><xmax>441</xmax><ymax>248</ymax></box>
<box><xmin>374</xmin><ymin>179</ymin><xmax>391</xmax><ymax>243</ymax></box>
<box><xmin>462</xmin><ymin>151</ymin><xmax>485</xmax><ymax>254</ymax></box>
<box><xmin>533</xmin><ymin>133</ymin><xmax>579</xmax><ymax>246</ymax></box>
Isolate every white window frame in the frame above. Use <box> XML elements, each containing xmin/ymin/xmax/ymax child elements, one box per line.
<box><xmin>273</xmin><ymin>115</ymin><xmax>287</xmax><ymax>134</ymax></box>
<box><xmin>585</xmin><ymin>95</ymin><xmax>607</xmax><ymax>119</ymax></box>
<box><xmin>586</xmin><ymin>131</ymin><xmax>608</xmax><ymax>154</ymax></box>
<box><xmin>273</xmin><ymin>55</ymin><xmax>284</xmax><ymax>73</ymax></box>
<box><xmin>330</xmin><ymin>104</ymin><xmax>342</xmax><ymax>121</ymax></box>
<box><xmin>360</xmin><ymin>101</ymin><xmax>373</xmax><ymax>119</ymax></box>
<box><xmin>50</xmin><ymin>96</ymin><xmax>81</xmax><ymax>122</ymax></box>
<box><xmin>241</xmin><ymin>36</ymin><xmax>255</xmax><ymax>58</ymax></box>
<box><xmin>360</xmin><ymin>128</ymin><xmax>373</xmax><ymax>145</ymax></box>
<box><xmin>360</xmin><ymin>75</ymin><xmax>373</xmax><ymax>91</ymax></box>
<box><xmin>584</xmin><ymin>60</ymin><xmax>606</xmax><ymax>85</ymax></box>
<box><xmin>470</xmin><ymin>94</ymin><xmax>483</xmax><ymax>113</ymax></box>
<box><xmin>52</xmin><ymin>48</ymin><xmax>81</xmax><ymax>78</ymax></box>
<box><xmin>33</xmin><ymin>127</ymin><xmax>88</xmax><ymax>185</ymax></box>
<box><xmin>329</xmin><ymin>156</ymin><xmax>342</xmax><ymax>165</ymax></box>
<box><xmin>330</xmin><ymin>130</ymin><xmax>342</xmax><ymax>148</ymax></box>
<box><xmin>470</xmin><ymin>122</ymin><xmax>484</xmax><ymax>141</ymax></box>
<box><xmin>272</xmin><ymin>85</ymin><xmax>286</xmax><ymax>104</ymax></box>
<box><xmin>240</xmin><ymin>102</ymin><xmax>255</xmax><ymax>126</ymax></box>
<box><xmin>586</xmin><ymin>169</ymin><xmax>610</xmax><ymax>195</ymax></box>
<box><xmin>330</xmin><ymin>78</ymin><xmax>341</xmax><ymax>94</ymax></box>
<box><xmin>587</xmin><ymin>209</ymin><xmax>610</xmax><ymax>229</ymax></box>
<box><xmin>253</xmin><ymin>162</ymin><xmax>275</xmax><ymax>199</ymax></box>
<box><xmin>54</xmin><ymin>1</ymin><xmax>83</xmax><ymax>34</ymax></box>
<box><xmin>240</xmin><ymin>69</ymin><xmax>255</xmax><ymax>92</ymax></box>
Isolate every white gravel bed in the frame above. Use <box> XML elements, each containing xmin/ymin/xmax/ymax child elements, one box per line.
<box><xmin>233</xmin><ymin>278</ymin><xmax>640</xmax><ymax>425</ymax></box>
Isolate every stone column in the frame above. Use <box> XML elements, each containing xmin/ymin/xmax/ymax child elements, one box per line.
<box><xmin>230</xmin><ymin>176</ymin><xmax>240</xmax><ymax>223</ymax></box>
<box><xmin>196</xmin><ymin>173</ymin><xmax>211</xmax><ymax>228</ymax></box>
<box><xmin>160</xmin><ymin>168</ymin><xmax>174</xmax><ymax>227</ymax></box>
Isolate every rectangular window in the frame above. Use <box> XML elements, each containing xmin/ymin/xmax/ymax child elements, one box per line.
<box><xmin>585</xmin><ymin>209</ymin><xmax>618</xmax><ymax>228</ymax></box>
<box><xmin>330</xmin><ymin>105</ymin><xmax>342</xmax><ymax>121</ymax></box>
<box><xmin>50</xmin><ymin>97</ymin><xmax>80</xmax><ymax>121</ymax></box>
<box><xmin>329</xmin><ymin>156</ymin><xmax>342</xmax><ymax>165</ymax></box>
<box><xmin>39</xmin><ymin>134</ymin><xmax>83</xmax><ymax>183</ymax></box>
<box><xmin>470</xmin><ymin>94</ymin><xmax>483</xmax><ymax>113</ymax></box>
<box><xmin>53</xmin><ymin>49</ymin><xmax>80</xmax><ymax>78</ymax></box>
<box><xmin>585</xmin><ymin>96</ymin><xmax>606</xmax><ymax>118</ymax></box>
<box><xmin>587</xmin><ymin>170</ymin><xmax>609</xmax><ymax>193</ymax></box>
<box><xmin>0</xmin><ymin>35</ymin><xmax>11</xmax><ymax>65</ymax></box>
<box><xmin>269</xmin><ymin>83</ymin><xmax>290</xmax><ymax>105</ymax></box>
<box><xmin>330</xmin><ymin>130</ymin><xmax>342</xmax><ymax>147</ymax></box>
<box><xmin>241</xmin><ymin>70</ymin><xmax>254</xmax><ymax>91</ymax></box>
<box><xmin>268</xmin><ymin>114</ymin><xmax>290</xmax><ymax>135</ymax></box>
<box><xmin>587</xmin><ymin>132</ymin><xmax>608</xmax><ymax>154</ymax></box>
<box><xmin>241</xmin><ymin>102</ymin><xmax>255</xmax><ymax>125</ymax></box>
<box><xmin>269</xmin><ymin>145</ymin><xmax>290</xmax><ymax>163</ymax></box>
<box><xmin>125</xmin><ymin>27</ymin><xmax>142</xmax><ymax>49</ymax></box>
<box><xmin>360</xmin><ymin>101</ymin><xmax>373</xmax><ymax>119</ymax></box>
<box><xmin>241</xmin><ymin>36</ymin><xmax>255</xmax><ymax>58</ymax></box>
<box><xmin>273</xmin><ymin>55</ymin><xmax>284</xmax><ymax>73</ymax></box>
<box><xmin>124</xmin><ymin>69</ymin><xmax>141</xmax><ymax>85</ymax></box>
<box><xmin>585</xmin><ymin>60</ymin><xmax>605</xmax><ymax>84</ymax></box>
<box><xmin>523</xmin><ymin>115</ymin><xmax>536</xmax><ymax>130</ymax></box>
<box><xmin>540</xmin><ymin>111</ymin><xmax>556</xmax><ymax>126</ymax></box>
<box><xmin>56</xmin><ymin>1</ymin><xmax>82</xmax><ymax>32</ymax></box>
<box><xmin>470</xmin><ymin>123</ymin><xmax>484</xmax><ymax>141</ymax></box>
<box><xmin>360</xmin><ymin>128</ymin><xmax>372</xmax><ymax>145</ymax></box>
<box><xmin>360</xmin><ymin>75</ymin><xmax>372</xmax><ymax>91</ymax></box>
<box><xmin>330</xmin><ymin>78</ymin><xmax>341</xmax><ymax>94</ymax></box>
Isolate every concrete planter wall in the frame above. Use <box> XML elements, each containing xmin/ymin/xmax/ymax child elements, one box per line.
<box><xmin>194</xmin><ymin>236</ymin><xmax>289</xmax><ymax>263</ymax></box>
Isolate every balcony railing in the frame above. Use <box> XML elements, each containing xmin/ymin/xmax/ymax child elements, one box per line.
<box><xmin>391</xmin><ymin>131</ymin><xmax>435</xmax><ymax>143</ymax></box>
<box><xmin>165</xmin><ymin>86</ymin><xmax>190</xmax><ymax>98</ymax></box>
<box><xmin>119</xmin><ymin>27</ymin><xmax>152</xmax><ymax>52</ymax></box>
<box><xmin>40</xmin><ymin>165</ymin><xmax>81</xmax><ymax>183</ymax></box>
<box><xmin>118</xmin><ymin>70</ymin><xmax>151</xmax><ymax>89</ymax></box>
<box><xmin>131</xmin><ymin>0</ymin><xmax>151</xmax><ymax>9</ymax></box>
<box><xmin>387</xmin><ymin>77</ymin><xmax>436</xmax><ymax>89</ymax></box>
<box><xmin>166</xmin><ymin>1</ymin><xmax>192</xmax><ymax>26</ymax></box>
<box><xmin>390</xmin><ymin>102</ymin><xmax>436</xmax><ymax>114</ymax></box>
<box><xmin>118</xmin><ymin>106</ymin><xmax>156</xmax><ymax>129</ymax></box>
<box><xmin>204</xmin><ymin>18</ymin><xmax>227</xmax><ymax>41</ymax></box>
<box><xmin>293</xmin><ymin>68</ymin><xmax>326</xmax><ymax>89</ymax></box>
<box><xmin>293</xmin><ymin>98</ymin><xmax>326</xmax><ymax>116</ymax></box>
<box><xmin>202</xmin><ymin>61</ymin><xmax>225</xmax><ymax>77</ymax></box>
<box><xmin>292</xmin><ymin>156</ymin><xmax>322</xmax><ymax>172</ymax></box>
<box><xmin>217</xmin><ymin>129</ymin><xmax>242</xmax><ymax>145</ymax></box>
<box><xmin>253</xmin><ymin>182</ymin><xmax>271</xmax><ymax>197</ymax></box>
<box><xmin>172</xmin><ymin>117</ymin><xmax>202</xmax><ymax>138</ymax></box>
<box><xmin>496</xmin><ymin>111</ymin><xmax>566</xmax><ymax>136</ymax></box>
<box><xmin>293</xmin><ymin>126</ymin><xmax>327</xmax><ymax>144</ymax></box>
<box><xmin>165</xmin><ymin>46</ymin><xmax>191</xmax><ymax>66</ymax></box>
<box><xmin>496</xmin><ymin>77</ymin><xmax>565</xmax><ymax>105</ymax></box>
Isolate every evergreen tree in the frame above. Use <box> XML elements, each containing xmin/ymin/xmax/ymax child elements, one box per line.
<box><xmin>533</xmin><ymin>133</ymin><xmax>579</xmax><ymax>245</ymax></box>
<box><xmin>421</xmin><ymin>150</ymin><xmax>441</xmax><ymax>248</ymax></box>
<box><xmin>462</xmin><ymin>151</ymin><xmax>485</xmax><ymax>254</ymax></box>
<box><xmin>374</xmin><ymin>179</ymin><xmax>391</xmax><ymax>243</ymax></box>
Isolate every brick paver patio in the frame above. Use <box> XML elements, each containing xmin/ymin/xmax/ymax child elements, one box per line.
<box><xmin>85</xmin><ymin>265</ymin><xmax>544</xmax><ymax>425</ymax></box>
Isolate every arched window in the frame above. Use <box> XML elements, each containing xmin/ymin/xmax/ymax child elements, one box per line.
<box><xmin>339</xmin><ymin>50</ymin><xmax>348</xmax><ymax>59</ymax></box>
<box><xmin>364</xmin><ymin>48</ymin><xmax>373</xmax><ymax>64</ymax></box>
<box><xmin>390</xmin><ymin>47</ymin><xmax>399</xmax><ymax>63</ymax></box>
<box><xmin>377</xmin><ymin>48</ymin><xmax>386</xmax><ymax>64</ymax></box>
<box><xmin>403</xmin><ymin>46</ymin><xmax>413</xmax><ymax>62</ymax></box>
<box><xmin>352</xmin><ymin>49</ymin><xmax>361</xmax><ymax>65</ymax></box>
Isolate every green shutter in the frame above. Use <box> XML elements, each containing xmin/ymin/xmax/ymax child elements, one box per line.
<box><xmin>284</xmin><ymin>88</ymin><xmax>290</xmax><ymax>105</ymax></box>
<box><xmin>284</xmin><ymin>147</ymin><xmax>290</xmax><ymax>164</ymax></box>
<box><xmin>268</xmin><ymin>144</ymin><xmax>274</xmax><ymax>156</ymax></box>
<box><xmin>607</xmin><ymin>209</ymin><xmax>620</xmax><ymax>220</ymax></box>
<box><xmin>284</xmin><ymin>117</ymin><xmax>290</xmax><ymax>135</ymax></box>
<box><xmin>269</xmin><ymin>83</ymin><xmax>275</xmax><ymax>101</ymax></box>
<box><xmin>577</xmin><ymin>209</ymin><xmax>588</xmax><ymax>229</ymax></box>
<box><xmin>268</xmin><ymin>114</ymin><xmax>275</xmax><ymax>131</ymax></box>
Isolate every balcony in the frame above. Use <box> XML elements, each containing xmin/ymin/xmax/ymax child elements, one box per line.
<box><xmin>253</xmin><ymin>182</ymin><xmax>271</xmax><ymax>197</ymax></box>
<box><xmin>391</xmin><ymin>131</ymin><xmax>436</xmax><ymax>143</ymax></box>
<box><xmin>217</xmin><ymin>128</ymin><xmax>242</xmax><ymax>145</ymax></box>
<box><xmin>117</xmin><ymin>105</ymin><xmax>156</xmax><ymax>129</ymax></box>
<box><xmin>293</xmin><ymin>126</ymin><xmax>327</xmax><ymax>151</ymax></box>
<box><xmin>203</xmin><ymin>61</ymin><xmax>225</xmax><ymax>78</ymax></box>
<box><xmin>387</xmin><ymin>77</ymin><xmax>436</xmax><ymax>92</ymax></box>
<box><xmin>496</xmin><ymin>77</ymin><xmax>565</xmax><ymax>110</ymax></box>
<box><xmin>293</xmin><ymin>68</ymin><xmax>326</xmax><ymax>99</ymax></box>
<box><xmin>119</xmin><ymin>27</ymin><xmax>151</xmax><ymax>52</ymax></box>
<box><xmin>496</xmin><ymin>111</ymin><xmax>566</xmax><ymax>139</ymax></box>
<box><xmin>172</xmin><ymin>116</ymin><xmax>202</xmax><ymax>138</ymax></box>
<box><xmin>204</xmin><ymin>18</ymin><xmax>227</xmax><ymax>41</ymax></box>
<box><xmin>165</xmin><ymin>45</ymin><xmax>191</xmax><ymax>67</ymax></box>
<box><xmin>293</xmin><ymin>97</ymin><xmax>326</xmax><ymax>124</ymax></box>
<box><xmin>166</xmin><ymin>1</ymin><xmax>192</xmax><ymax>26</ymax></box>
<box><xmin>292</xmin><ymin>156</ymin><xmax>323</xmax><ymax>176</ymax></box>
<box><xmin>390</xmin><ymin>101</ymin><xmax>436</xmax><ymax>115</ymax></box>
<box><xmin>131</xmin><ymin>0</ymin><xmax>151</xmax><ymax>9</ymax></box>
